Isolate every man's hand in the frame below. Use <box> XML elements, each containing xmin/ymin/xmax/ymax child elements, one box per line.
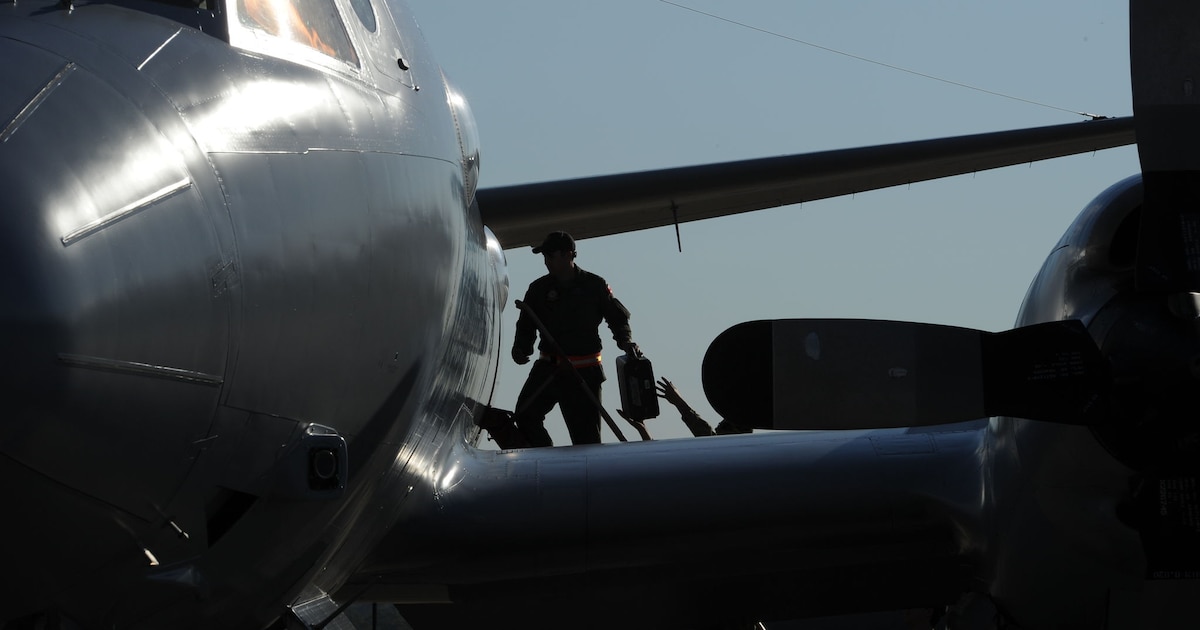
<box><xmin>619</xmin><ymin>340</ymin><xmax>642</xmax><ymax>357</ymax></box>
<box><xmin>616</xmin><ymin>408</ymin><xmax>652</xmax><ymax>441</ymax></box>
<box><xmin>511</xmin><ymin>347</ymin><xmax>530</xmax><ymax>365</ymax></box>
<box><xmin>655</xmin><ymin>377</ymin><xmax>686</xmax><ymax>408</ymax></box>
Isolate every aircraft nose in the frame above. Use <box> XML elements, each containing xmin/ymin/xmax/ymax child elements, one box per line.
<box><xmin>0</xmin><ymin>40</ymin><xmax>80</xmax><ymax>429</ymax></box>
<box><xmin>0</xmin><ymin>35</ymin><xmax>230</xmax><ymax>534</ymax></box>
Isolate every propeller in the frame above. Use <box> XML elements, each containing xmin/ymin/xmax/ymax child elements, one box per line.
<box><xmin>1131</xmin><ymin>1</ymin><xmax>1200</xmax><ymax>296</ymax></box>
<box><xmin>701</xmin><ymin>319</ymin><xmax>1110</xmax><ymax>430</ymax></box>
<box><xmin>696</xmin><ymin>1</ymin><xmax>1200</xmax><ymax>605</ymax></box>
<box><xmin>699</xmin><ymin>2</ymin><xmax>1200</xmax><ymax>435</ymax></box>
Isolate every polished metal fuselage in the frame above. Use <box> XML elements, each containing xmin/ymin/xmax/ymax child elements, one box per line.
<box><xmin>0</xmin><ymin>0</ymin><xmax>1188</xmax><ymax>627</ymax></box>
<box><xmin>0</xmin><ymin>0</ymin><xmax>501</xmax><ymax>625</ymax></box>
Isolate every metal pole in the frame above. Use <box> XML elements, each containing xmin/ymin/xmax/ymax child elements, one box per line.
<box><xmin>515</xmin><ymin>300</ymin><xmax>628</xmax><ymax>443</ymax></box>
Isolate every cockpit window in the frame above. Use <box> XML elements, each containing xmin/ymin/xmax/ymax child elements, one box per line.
<box><xmin>237</xmin><ymin>0</ymin><xmax>359</xmax><ymax>65</ymax></box>
<box><xmin>348</xmin><ymin>0</ymin><xmax>376</xmax><ymax>33</ymax></box>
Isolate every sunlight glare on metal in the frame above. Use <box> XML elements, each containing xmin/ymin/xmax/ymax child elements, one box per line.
<box><xmin>50</xmin><ymin>143</ymin><xmax>188</xmax><ymax>246</ymax></box>
<box><xmin>439</xmin><ymin>461</ymin><xmax>461</xmax><ymax>491</ymax></box>
<box><xmin>193</xmin><ymin>79</ymin><xmax>319</xmax><ymax>139</ymax></box>
<box><xmin>396</xmin><ymin>440</ymin><xmax>440</xmax><ymax>488</ymax></box>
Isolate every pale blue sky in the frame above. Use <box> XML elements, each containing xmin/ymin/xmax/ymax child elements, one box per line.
<box><xmin>405</xmin><ymin>0</ymin><xmax>1139</xmax><ymax>446</ymax></box>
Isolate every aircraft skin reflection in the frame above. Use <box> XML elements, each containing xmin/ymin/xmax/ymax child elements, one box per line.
<box><xmin>0</xmin><ymin>0</ymin><xmax>499</xmax><ymax>625</ymax></box>
<box><xmin>1</xmin><ymin>0</ymin><xmax>1191</xmax><ymax>627</ymax></box>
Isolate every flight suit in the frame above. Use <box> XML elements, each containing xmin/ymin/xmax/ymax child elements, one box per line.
<box><xmin>512</xmin><ymin>265</ymin><xmax>632</xmax><ymax>446</ymax></box>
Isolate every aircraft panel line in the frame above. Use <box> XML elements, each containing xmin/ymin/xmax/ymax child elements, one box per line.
<box><xmin>57</xmin><ymin>353</ymin><xmax>224</xmax><ymax>385</ymax></box>
<box><xmin>60</xmin><ymin>178</ymin><xmax>192</xmax><ymax>246</ymax></box>
<box><xmin>0</xmin><ymin>61</ymin><xmax>75</xmax><ymax>144</ymax></box>
<box><xmin>137</xmin><ymin>28</ymin><xmax>182</xmax><ymax>71</ymax></box>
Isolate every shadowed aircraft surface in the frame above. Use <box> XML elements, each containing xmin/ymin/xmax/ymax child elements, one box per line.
<box><xmin>1</xmin><ymin>0</ymin><xmax>1197</xmax><ymax>628</ymax></box>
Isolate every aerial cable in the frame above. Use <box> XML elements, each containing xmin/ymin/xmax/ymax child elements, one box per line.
<box><xmin>657</xmin><ymin>0</ymin><xmax>1107</xmax><ymax>120</ymax></box>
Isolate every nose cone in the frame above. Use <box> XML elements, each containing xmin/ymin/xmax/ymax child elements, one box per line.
<box><xmin>0</xmin><ymin>40</ymin><xmax>87</xmax><ymax>485</ymax></box>
<box><xmin>0</xmin><ymin>29</ymin><xmax>232</xmax><ymax>620</ymax></box>
<box><xmin>0</xmin><ymin>36</ymin><xmax>74</xmax><ymax>394</ymax></box>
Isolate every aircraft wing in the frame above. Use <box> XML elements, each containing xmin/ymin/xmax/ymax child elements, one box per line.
<box><xmin>348</xmin><ymin>424</ymin><xmax>986</xmax><ymax>628</ymax></box>
<box><xmin>479</xmin><ymin>116</ymin><xmax>1134</xmax><ymax>248</ymax></box>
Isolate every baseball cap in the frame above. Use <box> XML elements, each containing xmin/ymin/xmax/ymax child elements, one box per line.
<box><xmin>532</xmin><ymin>231</ymin><xmax>575</xmax><ymax>254</ymax></box>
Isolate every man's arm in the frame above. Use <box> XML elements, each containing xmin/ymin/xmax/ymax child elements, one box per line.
<box><xmin>512</xmin><ymin>287</ymin><xmax>538</xmax><ymax>363</ymax></box>
<box><xmin>657</xmin><ymin>377</ymin><xmax>715</xmax><ymax>437</ymax></box>
<box><xmin>599</xmin><ymin>282</ymin><xmax>637</xmax><ymax>354</ymax></box>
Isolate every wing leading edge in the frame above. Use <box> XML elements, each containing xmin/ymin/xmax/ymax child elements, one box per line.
<box><xmin>479</xmin><ymin>117</ymin><xmax>1135</xmax><ymax>248</ymax></box>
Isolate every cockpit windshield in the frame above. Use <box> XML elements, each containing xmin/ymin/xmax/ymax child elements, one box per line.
<box><xmin>236</xmin><ymin>0</ymin><xmax>358</xmax><ymax>66</ymax></box>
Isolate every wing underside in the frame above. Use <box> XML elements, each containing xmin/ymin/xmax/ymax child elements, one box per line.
<box><xmin>479</xmin><ymin>117</ymin><xmax>1134</xmax><ymax>249</ymax></box>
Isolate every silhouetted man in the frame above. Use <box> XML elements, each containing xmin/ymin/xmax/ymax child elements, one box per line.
<box><xmin>511</xmin><ymin>231</ymin><xmax>639</xmax><ymax>446</ymax></box>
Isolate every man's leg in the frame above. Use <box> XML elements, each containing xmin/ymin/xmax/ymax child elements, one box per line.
<box><xmin>513</xmin><ymin>361</ymin><xmax>558</xmax><ymax>447</ymax></box>
<box><xmin>559</xmin><ymin>366</ymin><xmax>604</xmax><ymax>445</ymax></box>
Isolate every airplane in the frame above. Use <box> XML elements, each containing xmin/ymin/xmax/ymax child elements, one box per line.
<box><xmin>413</xmin><ymin>0</ymin><xmax>1140</xmax><ymax>449</ymax></box>
<box><xmin>0</xmin><ymin>0</ymin><xmax>1190</xmax><ymax>627</ymax></box>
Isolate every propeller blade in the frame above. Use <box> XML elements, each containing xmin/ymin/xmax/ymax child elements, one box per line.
<box><xmin>1131</xmin><ymin>1</ymin><xmax>1200</xmax><ymax>293</ymax></box>
<box><xmin>701</xmin><ymin>319</ymin><xmax>1110</xmax><ymax>430</ymax></box>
